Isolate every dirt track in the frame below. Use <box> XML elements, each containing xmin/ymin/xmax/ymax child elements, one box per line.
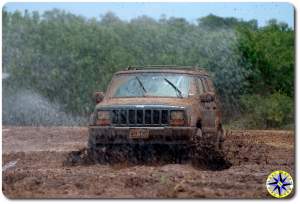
<box><xmin>2</xmin><ymin>127</ymin><xmax>294</xmax><ymax>198</ymax></box>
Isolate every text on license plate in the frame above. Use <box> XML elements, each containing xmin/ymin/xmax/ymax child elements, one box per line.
<box><xmin>129</xmin><ymin>128</ymin><xmax>149</xmax><ymax>139</ymax></box>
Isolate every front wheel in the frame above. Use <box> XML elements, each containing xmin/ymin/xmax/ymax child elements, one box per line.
<box><xmin>190</xmin><ymin>128</ymin><xmax>230</xmax><ymax>170</ymax></box>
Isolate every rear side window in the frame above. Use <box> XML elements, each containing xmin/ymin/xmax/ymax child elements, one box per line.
<box><xmin>205</xmin><ymin>78</ymin><xmax>215</xmax><ymax>92</ymax></box>
<box><xmin>196</xmin><ymin>78</ymin><xmax>205</xmax><ymax>94</ymax></box>
<box><xmin>196</xmin><ymin>77</ymin><xmax>214</xmax><ymax>93</ymax></box>
<box><xmin>203</xmin><ymin>78</ymin><xmax>210</xmax><ymax>92</ymax></box>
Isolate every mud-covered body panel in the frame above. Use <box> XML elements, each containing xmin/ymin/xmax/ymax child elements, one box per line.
<box><xmin>89</xmin><ymin>126</ymin><xmax>196</xmax><ymax>145</ymax></box>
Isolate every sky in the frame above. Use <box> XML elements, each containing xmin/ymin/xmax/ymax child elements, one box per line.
<box><xmin>4</xmin><ymin>2</ymin><xmax>294</xmax><ymax>27</ymax></box>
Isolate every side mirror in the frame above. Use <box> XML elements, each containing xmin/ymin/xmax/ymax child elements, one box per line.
<box><xmin>199</xmin><ymin>92</ymin><xmax>215</xmax><ymax>103</ymax></box>
<box><xmin>94</xmin><ymin>91</ymin><xmax>105</xmax><ymax>104</ymax></box>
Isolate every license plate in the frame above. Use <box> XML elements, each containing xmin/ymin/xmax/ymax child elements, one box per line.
<box><xmin>129</xmin><ymin>128</ymin><xmax>149</xmax><ymax>139</ymax></box>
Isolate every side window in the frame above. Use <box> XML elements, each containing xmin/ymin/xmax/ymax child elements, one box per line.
<box><xmin>196</xmin><ymin>78</ymin><xmax>205</xmax><ymax>94</ymax></box>
<box><xmin>206</xmin><ymin>78</ymin><xmax>215</xmax><ymax>92</ymax></box>
<box><xmin>196</xmin><ymin>77</ymin><xmax>213</xmax><ymax>94</ymax></box>
<box><xmin>203</xmin><ymin>78</ymin><xmax>210</xmax><ymax>92</ymax></box>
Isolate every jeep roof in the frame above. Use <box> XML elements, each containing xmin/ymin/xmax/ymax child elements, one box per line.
<box><xmin>115</xmin><ymin>65</ymin><xmax>209</xmax><ymax>76</ymax></box>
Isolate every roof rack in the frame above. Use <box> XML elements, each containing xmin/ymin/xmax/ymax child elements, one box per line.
<box><xmin>126</xmin><ymin>65</ymin><xmax>206</xmax><ymax>72</ymax></box>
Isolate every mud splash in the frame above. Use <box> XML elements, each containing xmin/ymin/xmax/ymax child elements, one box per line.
<box><xmin>64</xmin><ymin>145</ymin><xmax>190</xmax><ymax>166</ymax></box>
<box><xmin>63</xmin><ymin>129</ymin><xmax>294</xmax><ymax>171</ymax></box>
<box><xmin>64</xmin><ymin>144</ymin><xmax>231</xmax><ymax>171</ymax></box>
<box><xmin>63</xmin><ymin>148</ymin><xmax>94</xmax><ymax>166</ymax></box>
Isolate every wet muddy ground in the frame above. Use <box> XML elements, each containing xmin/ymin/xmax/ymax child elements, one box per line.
<box><xmin>2</xmin><ymin>127</ymin><xmax>294</xmax><ymax>198</ymax></box>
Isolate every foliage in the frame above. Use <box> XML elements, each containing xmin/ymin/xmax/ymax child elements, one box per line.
<box><xmin>237</xmin><ymin>19</ymin><xmax>294</xmax><ymax>97</ymax></box>
<box><xmin>2</xmin><ymin>9</ymin><xmax>294</xmax><ymax>128</ymax></box>
<box><xmin>235</xmin><ymin>93</ymin><xmax>294</xmax><ymax>129</ymax></box>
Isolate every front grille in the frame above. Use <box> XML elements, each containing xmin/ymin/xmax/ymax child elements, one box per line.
<box><xmin>110</xmin><ymin>109</ymin><xmax>170</xmax><ymax>126</ymax></box>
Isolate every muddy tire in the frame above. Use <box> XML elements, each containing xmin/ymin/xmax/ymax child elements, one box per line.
<box><xmin>190</xmin><ymin>128</ymin><xmax>231</xmax><ymax>170</ymax></box>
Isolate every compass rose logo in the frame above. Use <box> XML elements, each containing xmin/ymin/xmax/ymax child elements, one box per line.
<box><xmin>266</xmin><ymin>170</ymin><xmax>293</xmax><ymax>198</ymax></box>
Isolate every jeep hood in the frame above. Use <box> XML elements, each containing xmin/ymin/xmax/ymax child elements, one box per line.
<box><xmin>96</xmin><ymin>97</ymin><xmax>194</xmax><ymax>109</ymax></box>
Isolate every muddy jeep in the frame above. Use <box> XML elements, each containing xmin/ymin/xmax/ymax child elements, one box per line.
<box><xmin>88</xmin><ymin>65</ymin><xmax>227</xmax><ymax>168</ymax></box>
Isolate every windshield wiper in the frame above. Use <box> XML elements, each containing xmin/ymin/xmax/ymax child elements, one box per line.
<box><xmin>135</xmin><ymin>76</ymin><xmax>147</xmax><ymax>94</ymax></box>
<box><xmin>163</xmin><ymin>77</ymin><xmax>183</xmax><ymax>98</ymax></box>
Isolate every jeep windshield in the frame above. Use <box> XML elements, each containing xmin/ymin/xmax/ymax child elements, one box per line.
<box><xmin>109</xmin><ymin>73</ymin><xmax>192</xmax><ymax>98</ymax></box>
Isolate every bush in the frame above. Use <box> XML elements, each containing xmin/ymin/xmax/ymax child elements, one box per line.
<box><xmin>231</xmin><ymin>93</ymin><xmax>294</xmax><ymax>129</ymax></box>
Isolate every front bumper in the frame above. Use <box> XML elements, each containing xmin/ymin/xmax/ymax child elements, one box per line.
<box><xmin>88</xmin><ymin>126</ymin><xmax>197</xmax><ymax>145</ymax></box>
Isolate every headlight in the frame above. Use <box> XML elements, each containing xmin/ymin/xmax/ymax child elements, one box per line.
<box><xmin>96</xmin><ymin>111</ymin><xmax>111</xmax><ymax>126</ymax></box>
<box><xmin>170</xmin><ymin>110</ymin><xmax>185</xmax><ymax>126</ymax></box>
